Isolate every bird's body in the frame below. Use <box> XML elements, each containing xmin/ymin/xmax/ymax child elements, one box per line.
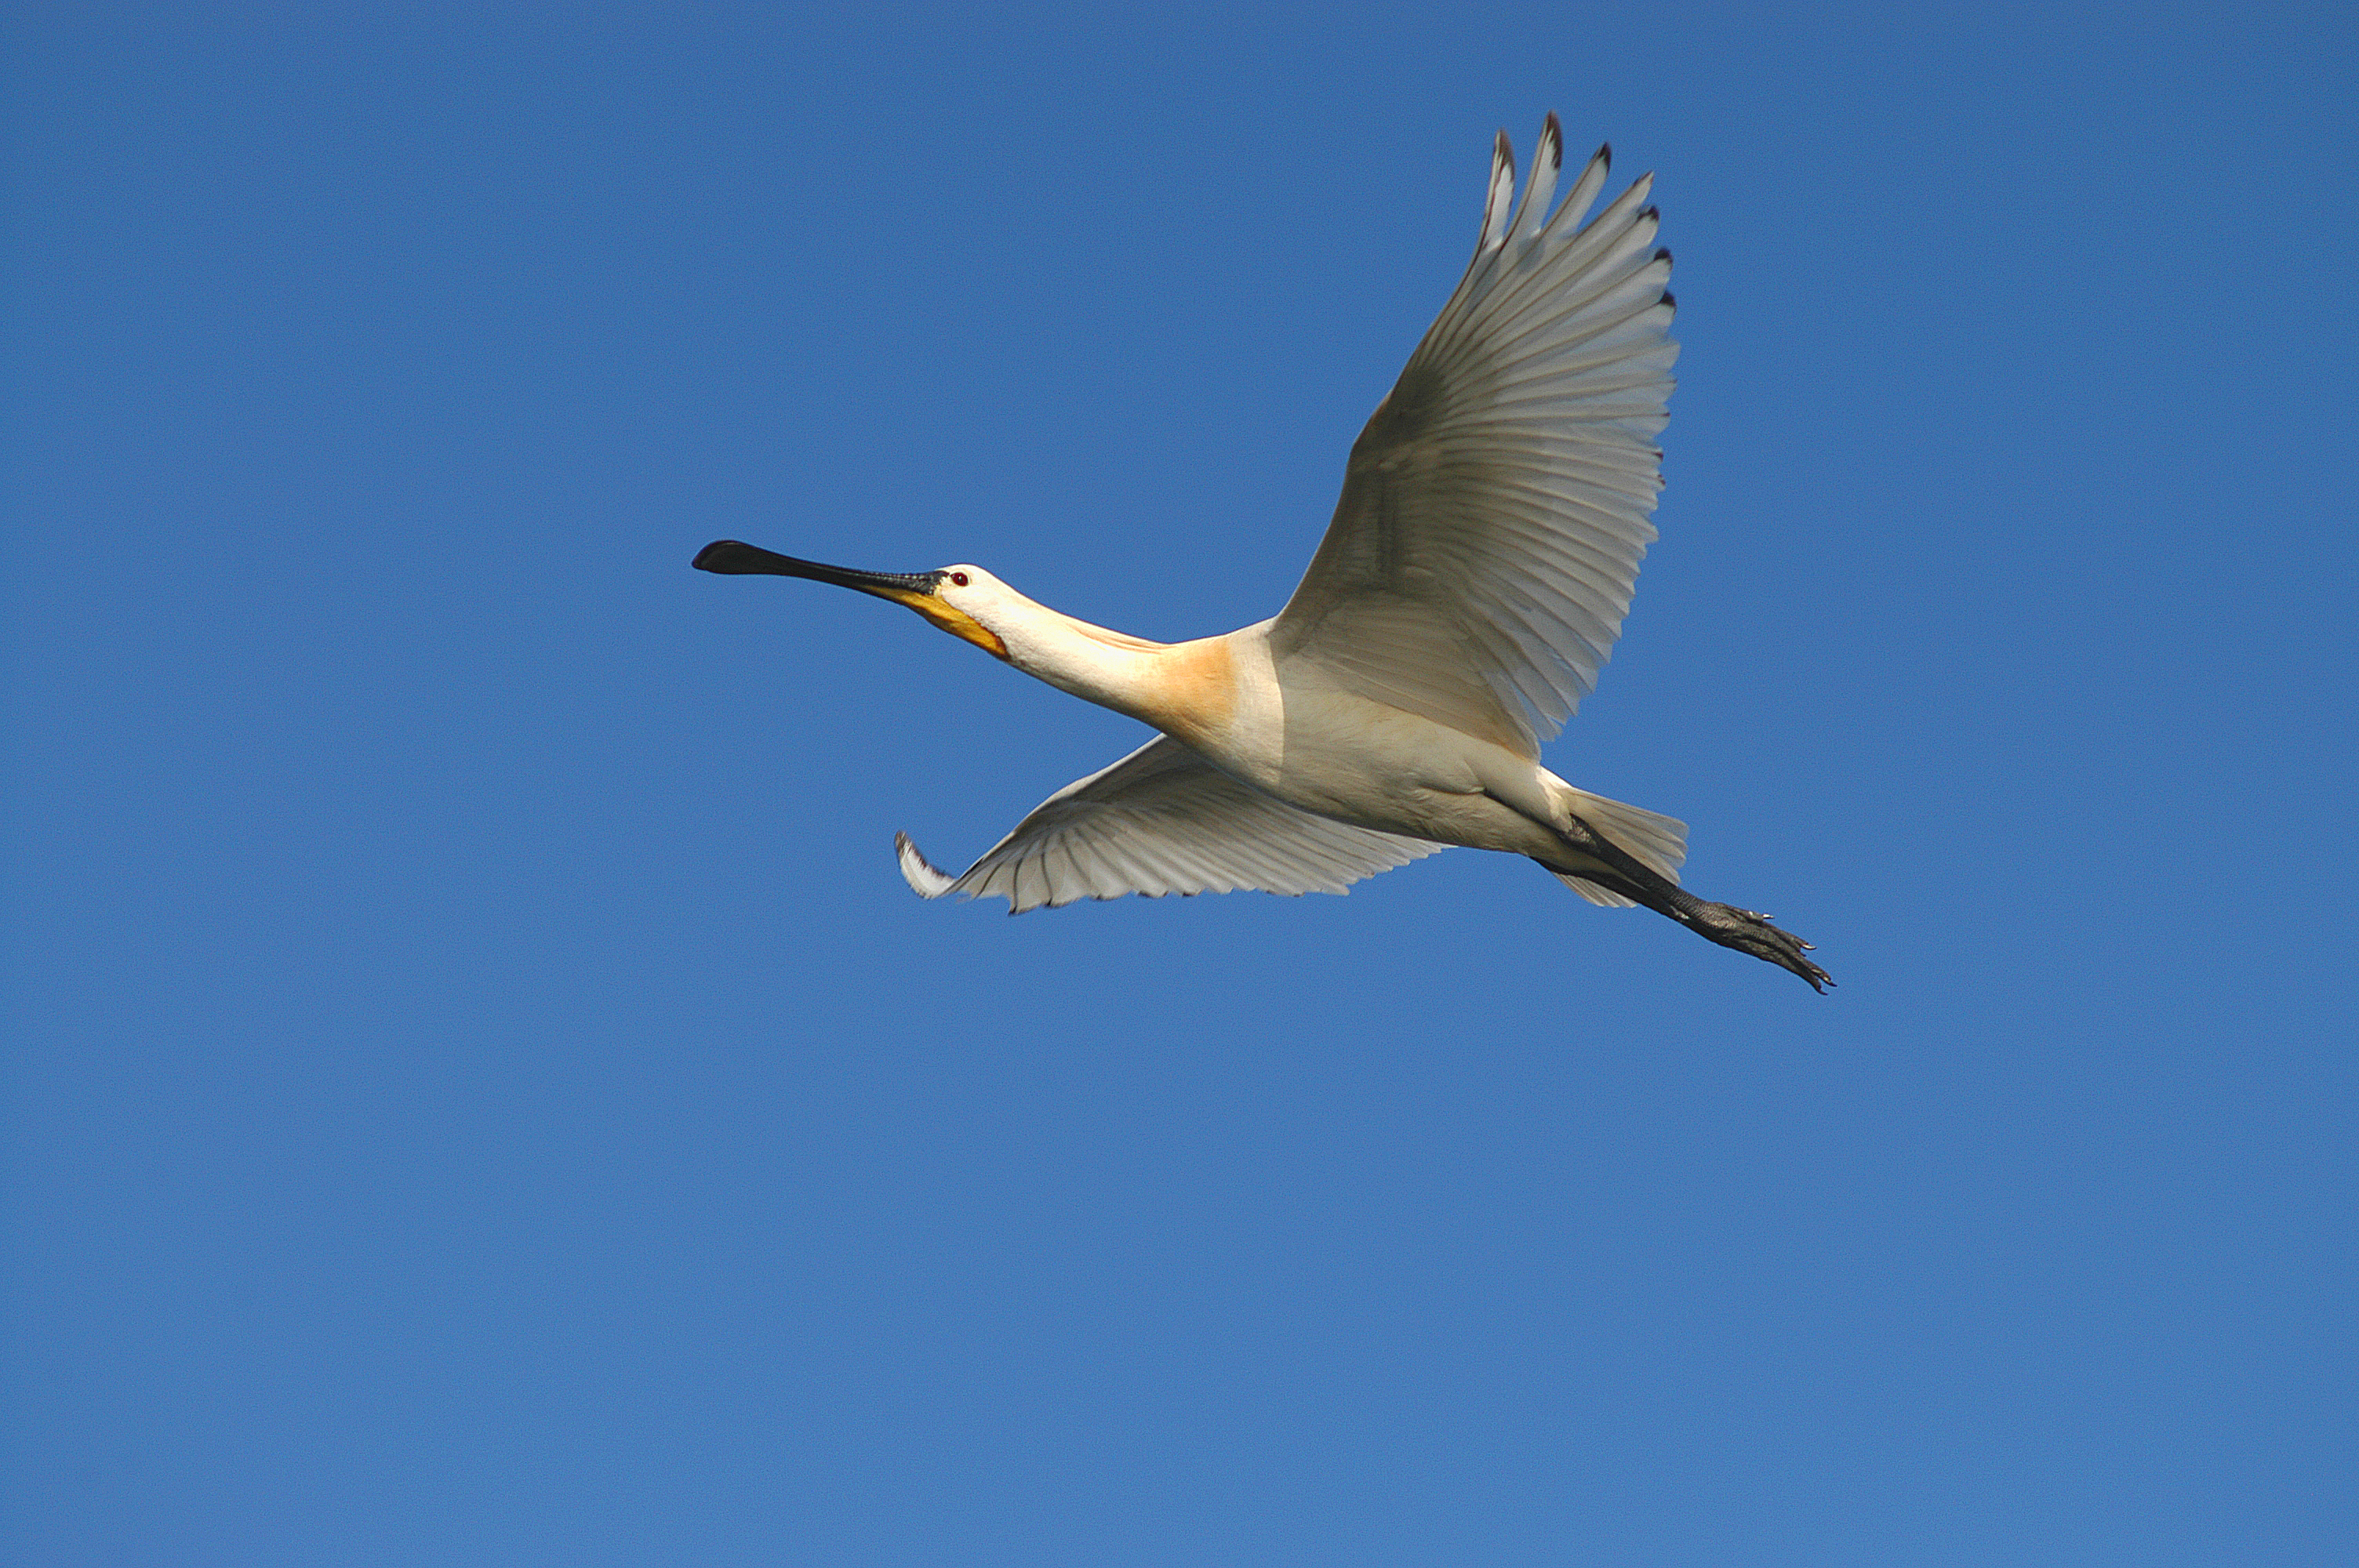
<box><xmin>696</xmin><ymin>117</ymin><xmax>1831</xmax><ymax>989</ymax></box>
<box><xmin>940</xmin><ymin>586</ymin><xmax>1650</xmax><ymax>883</ymax></box>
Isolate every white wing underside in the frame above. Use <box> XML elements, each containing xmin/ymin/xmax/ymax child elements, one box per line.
<box><xmin>896</xmin><ymin>736</ymin><xmax>1445</xmax><ymax>914</ymax></box>
<box><xmin>1271</xmin><ymin>117</ymin><xmax>1677</xmax><ymax>757</ymax></box>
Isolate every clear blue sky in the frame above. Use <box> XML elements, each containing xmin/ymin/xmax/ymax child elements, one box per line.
<box><xmin>8</xmin><ymin>4</ymin><xmax>2354</xmax><ymax>1563</ymax></box>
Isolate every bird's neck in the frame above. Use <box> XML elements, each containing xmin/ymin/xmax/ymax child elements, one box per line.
<box><xmin>994</xmin><ymin>601</ymin><xmax>1236</xmax><ymax>749</ymax></box>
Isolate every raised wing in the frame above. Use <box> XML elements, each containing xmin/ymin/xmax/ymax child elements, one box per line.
<box><xmin>1270</xmin><ymin>115</ymin><xmax>1677</xmax><ymax>757</ymax></box>
<box><xmin>895</xmin><ymin>736</ymin><xmax>1444</xmax><ymax>913</ymax></box>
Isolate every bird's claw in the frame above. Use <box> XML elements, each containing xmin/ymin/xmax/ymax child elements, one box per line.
<box><xmin>1691</xmin><ymin>902</ymin><xmax>1834</xmax><ymax>992</ymax></box>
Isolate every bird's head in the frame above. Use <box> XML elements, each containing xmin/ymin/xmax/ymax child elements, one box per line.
<box><xmin>692</xmin><ymin>539</ymin><xmax>1012</xmax><ymax>660</ymax></box>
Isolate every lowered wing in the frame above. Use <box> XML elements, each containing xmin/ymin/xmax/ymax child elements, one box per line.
<box><xmin>896</xmin><ymin>736</ymin><xmax>1444</xmax><ymax>913</ymax></box>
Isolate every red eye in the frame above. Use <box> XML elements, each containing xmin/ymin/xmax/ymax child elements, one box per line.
<box><xmin>950</xmin><ymin>572</ymin><xmax>969</xmax><ymax>586</ymax></box>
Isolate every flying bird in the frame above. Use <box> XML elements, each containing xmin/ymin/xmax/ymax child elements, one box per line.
<box><xmin>696</xmin><ymin>116</ymin><xmax>1830</xmax><ymax>989</ymax></box>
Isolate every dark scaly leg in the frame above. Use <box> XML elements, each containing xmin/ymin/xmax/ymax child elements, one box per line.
<box><xmin>1539</xmin><ymin>814</ymin><xmax>1833</xmax><ymax>992</ymax></box>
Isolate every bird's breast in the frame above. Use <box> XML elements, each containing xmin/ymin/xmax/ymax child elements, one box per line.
<box><xmin>1132</xmin><ymin>635</ymin><xmax>1241</xmax><ymax>753</ymax></box>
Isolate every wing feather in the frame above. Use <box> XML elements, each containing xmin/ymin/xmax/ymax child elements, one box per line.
<box><xmin>1504</xmin><ymin>115</ymin><xmax>1559</xmax><ymax>251</ymax></box>
<box><xmin>896</xmin><ymin>737</ymin><xmax>1445</xmax><ymax>913</ymax></box>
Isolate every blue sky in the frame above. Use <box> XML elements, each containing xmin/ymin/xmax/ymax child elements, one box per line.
<box><xmin>7</xmin><ymin>3</ymin><xmax>2354</xmax><ymax>1563</ymax></box>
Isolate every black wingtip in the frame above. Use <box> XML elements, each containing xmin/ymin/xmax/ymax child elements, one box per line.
<box><xmin>1654</xmin><ymin>245</ymin><xmax>1672</xmax><ymax>264</ymax></box>
<box><xmin>1659</xmin><ymin>289</ymin><xmax>1676</xmax><ymax>313</ymax></box>
<box><xmin>1596</xmin><ymin>141</ymin><xmax>1612</xmax><ymax>171</ymax></box>
<box><xmin>1542</xmin><ymin>111</ymin><xmax>1562</xmax><ymax>167</ymax></box>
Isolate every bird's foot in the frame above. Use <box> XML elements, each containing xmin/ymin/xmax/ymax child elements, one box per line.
<box><xmin>1687</xmin><ymin>902</ymin><xmax>1833</xmax><ymax>992</ymax></box>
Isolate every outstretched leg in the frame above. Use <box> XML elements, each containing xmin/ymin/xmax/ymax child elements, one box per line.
<box><xmin>1539</xmin><ymin>814</ymin><xmax>1832</xmax><ymax>991</ymax></box>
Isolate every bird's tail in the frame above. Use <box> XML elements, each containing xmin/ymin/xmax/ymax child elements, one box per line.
<box><xmin>1546</xmin><ymin>786</ymin><xmax>1688</xmax><ymax>908</ymax></box>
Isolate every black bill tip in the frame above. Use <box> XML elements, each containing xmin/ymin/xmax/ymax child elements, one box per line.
<box><xmin>694</xmin><ymin>539</ymin><xmax>792</xmax><ymax>574</ymax></box>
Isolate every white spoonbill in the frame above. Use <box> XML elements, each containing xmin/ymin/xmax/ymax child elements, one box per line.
<box><xmin>696</xmin><ymin>116</ymin><xmax>1830</xmax><ymax>989</ymax></box>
